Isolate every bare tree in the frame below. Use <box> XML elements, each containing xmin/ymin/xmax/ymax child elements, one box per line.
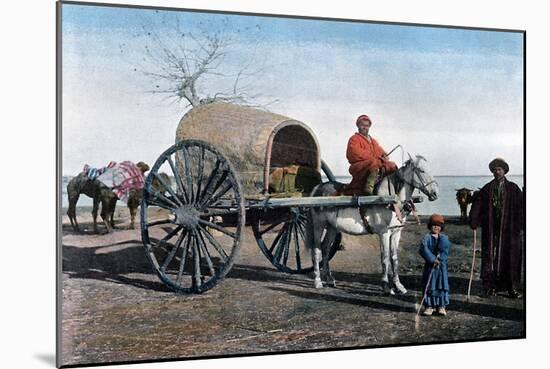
<box><xmin>128</xmin><ymin>16</ymin><xmax>276</xmax><ymax>109</ymax></box>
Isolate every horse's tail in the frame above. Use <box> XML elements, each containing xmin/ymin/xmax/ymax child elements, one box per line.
<box><xmin>309</xmin><ymin>181</ymin><xmax>344</xmax><ymax>197</ymax></box>
<box><xmin>305</xmin><ymin>181</ymin><xmax>333</xmax><ymax>255</ymax></box>
<box><xmin>309</xmin><ymin>182</ymin><xmax>323</xmax><ymax>197</ymax></box>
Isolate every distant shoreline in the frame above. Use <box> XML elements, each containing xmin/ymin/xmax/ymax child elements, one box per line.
<box><xmin>62</xmin><ymin>174</ymin><xmax>525</xmax><ymax>178</ymax></box>
<box><xmin>332</xmin><ymin>174</ymin><xmax>524</xmax><ymax>178</ymax></box>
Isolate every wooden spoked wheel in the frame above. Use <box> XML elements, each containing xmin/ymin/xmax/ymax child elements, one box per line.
<box><xmin>251</xmin><ymin>207</ymin><xmax>341</xmax><ymax>274</ymax></box>
<box><xmin>252</xmin><ymin>160</ymin><xmax>341</xmax><ymax>274</ymax></box>
<box><xmin>140</xmin><ymin>140</ymin><xmax>245</xmax><ymax>293</ymax></box>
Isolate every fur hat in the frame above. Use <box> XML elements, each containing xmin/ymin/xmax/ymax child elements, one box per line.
<box><xmin>427</xmin><ymin>214</ymin><xmax>445</xmax><ymax>230</ymax></box>
<box><xmin>136</xmin><ymin>161</ymin><xmax>150</xmax><ymax>173</ymax></box>
<box><xmin>489</xmin><ymin>158</ymin><xmax>509</xmax><ymax>174</ymax></box>
<box><xmin>356</xmin><ymin>114</ymin><xmax>372</xmax><ymax>125</ymax></box>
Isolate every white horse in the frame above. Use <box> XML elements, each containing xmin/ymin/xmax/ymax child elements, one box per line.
<box><xmin>306</xmin><ymin>154</ymin><xmax>439</xmax><ymax>294</ymax></box>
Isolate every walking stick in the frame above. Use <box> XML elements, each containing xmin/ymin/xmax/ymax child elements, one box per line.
<box><xmin>467</xmin><ymin>229</ymin><xmax>477</xmax><ymax>301</ymax></box>
<box><xmin>416</xmin><ymin>263</ymin><xmax>437</xmax><ymax>318</ymax></box>
<box><xmin>415</xmin><ymin>262</ymin><xmax>438</xmax><ymax>331</ymax></box>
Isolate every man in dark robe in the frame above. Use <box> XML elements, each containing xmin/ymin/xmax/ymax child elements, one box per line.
<box><xmin>469</xmin><ymin>158</ymin><xmax>524</xmax><ymax>298</ymax></box>
<box><xmin>345</xmin><ymin>114</ymin><xmax>397</xmax><ymax>195</ymax></box>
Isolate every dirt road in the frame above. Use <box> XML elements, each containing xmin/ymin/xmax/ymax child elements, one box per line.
<box><xmin>60</xmin><ymin>211</ymin><xmax>525</xmax><ymax>367</ymax></box>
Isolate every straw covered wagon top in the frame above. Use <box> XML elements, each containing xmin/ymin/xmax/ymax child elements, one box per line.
<box><xmin>175</xmin><ymin>102</ymin><xmax>321</xmax><ymax>195</ymax></box>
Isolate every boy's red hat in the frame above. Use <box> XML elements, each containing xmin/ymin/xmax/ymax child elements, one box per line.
<box><xmin>428</xmin><ymin>214</ymin><xmax>445</xmax><ymax>227</ymax></box>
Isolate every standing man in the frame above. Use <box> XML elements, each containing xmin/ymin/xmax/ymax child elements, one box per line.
<box><xmin>346</xmin><ymin>114</ymin><xmax>397</xmax><ymax>195</ymax></box>
<box><xmin>469</xmin><ymin>158</ymin><xmax>524</xmax><ymax>298</ymax></box>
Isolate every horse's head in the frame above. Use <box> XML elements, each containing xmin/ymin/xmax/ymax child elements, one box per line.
<box><xmin>399</xmin><ymin>154</ymin><xmax>438</xmax><ymax>201</ymax></box>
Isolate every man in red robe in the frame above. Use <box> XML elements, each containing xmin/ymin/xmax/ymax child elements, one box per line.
<box><xmin>346</xmin><ymin>114</ymin><xmax>397</xmax><ymax>195</ymax></box>
<box><xmin>469</xmin><ymin>158</ymin><xmax>524</xmax><ymax>298</ymax></box>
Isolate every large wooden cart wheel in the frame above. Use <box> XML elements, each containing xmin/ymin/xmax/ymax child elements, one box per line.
<box><xmin>252</xmin><ymin>208</ymin><xmax>341</xmax><ymax>274</ymax></box>
<box><xmin>251</xmin><ymin>160</ymin><xmax>341</xmax><ymax>274</ymax></box>
<box><xmin>141</xmin><ymin>140</ymin><xmax>245</xmax><ymax>293</ymax></box>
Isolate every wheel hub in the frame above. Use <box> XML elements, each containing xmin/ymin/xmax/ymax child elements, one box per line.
<box><xmin>173</xmin><ymin>205</ymin><xmax>199</xmax><ymax>230</ymax></box>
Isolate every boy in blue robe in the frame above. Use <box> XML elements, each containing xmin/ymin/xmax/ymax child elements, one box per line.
<box><xmin>419</xmin><ymin>214</ymin><xmax>452</xmax><ymax>316</ymax></box>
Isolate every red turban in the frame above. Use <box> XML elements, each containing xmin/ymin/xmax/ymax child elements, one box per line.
<box><xmin>356</xmin><ymin>114</ymin><xmax>372</xmax><ymax>125</ymax></box>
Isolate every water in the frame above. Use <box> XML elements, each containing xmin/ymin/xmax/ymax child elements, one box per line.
<box><xmin>61</xmin><ymin>175</ymin><xmax>524</xmax><ymax>216</ymax></box>
<box><xmin>334</xmin><ymin>175</ymin><xmax>524</xmax><ymax>216</ymax></box>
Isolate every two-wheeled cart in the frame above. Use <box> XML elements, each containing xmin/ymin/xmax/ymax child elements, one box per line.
<box><xmin>141</xmin><ymin>103</ymin><xmax>407</xmax><ymax>293</ymax></box>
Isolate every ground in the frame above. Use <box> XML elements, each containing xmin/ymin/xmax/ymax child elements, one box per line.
<box><xmin>60</xmin><ymin>208</ymin><xmax>525</xmax><ymax>367</ymax></box>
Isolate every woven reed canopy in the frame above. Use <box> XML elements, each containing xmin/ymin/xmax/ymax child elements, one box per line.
<box><xmin>175</xmin><ymin>102</ymin><xmax>321</xmax><ymax>195</ymax></box>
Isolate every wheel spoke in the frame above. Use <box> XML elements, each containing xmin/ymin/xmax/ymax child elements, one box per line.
<box><xmin>167</xmin><ymin>155</ymin><xmax>189</xmax><ymax>203</ymax></box>
<box><xmin>197</xmin><ymin>224</ymin><xmax>229</xmax><ymax>262</ymax></box>
<box><xmin>192</xmin><ymin>233</ymin><xmax>201</xmax><ymax>289</ymax></box>
<box><xmin>147</xmin><ymin>218</ymin><xmax>175</xmax><ymax>227</ymax></box>
<box><xmin>269</xmin><ymin>222</ymin><xmax>289</xmax><ymax>253</ymax></box>
<box><xmin>210</xmin><ymin>169</ymin><xmax>230</xmax><ymax>198</ymax></box>
<box><xmin>200</xmin><ymin>168</ymin><xmax>229</xmax><ymax>207</ymax></box>
<box><xmin>259</xmin><ymin>221</ymin><xmax>282</xmax><ymax>236</ymax></box>
<box><xmin>149</xmin><ymin>192</ymin><xmax>179</xmax><ymax>210</ymax></box>
<box><xmin>153</xmin><ymin>172</ymin><xmax>184</xmax><ymax>207</ymax></box>
<box><xmin>282</xmin><ymin>222</ymin><xmax>293</xmax><ymax>266</ymax></box>
<box><xmin>195</xmin><ymin>146</ymin><xmax>205</xmax><ymax>204</ymax></box>
<box><xmin>293</xmin><ymin>221</ymin><xmax>302</xmax><ymax>270</ymax></box>
<box><xmin>201</xmin><ymin>181</ymin><xmax>233</xmax><ymax>209</ymax></box>
<box><xmin>197</xmin><ymin>159</ymin><xmax>221</xmax><ymax>203</ymax></box>
<box><xmin>181</xmin><ymin>147</ymin><xmax>195</xmax><ymax>204</ymax></box>
<box><xmin>160</xmin><ymin>230</ymin><xmax>187</xmax><ymax>272</ymax></box>
<box><xmin>157</xmin><ymin>225</ymin><xmax>184</xmax><ymax>247</ymax></box>
<box><xmin>275</xmin><ymin>223</ymin><xmax>291</xmax><ymax>264</ymax></box>
<box><xmin>176</xmin><ymin>234</ymin><xmax>191</xmax><ymax>286</ymax></box>
<box><xmin>197</xmin><ymin>219</ymin><xmax>236</xmax><ymax>239</ymax></box>
<box><xmin>196</xmin><ymin>230</ymin><xmax>216</xmax><ymax>276</ymax></box>
<box><xmin>296</xmin><ymin>219</ymin><xmax>307</xmax><ymax>240</ymax></box>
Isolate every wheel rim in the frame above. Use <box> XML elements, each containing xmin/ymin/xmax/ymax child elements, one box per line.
<box><xmin>252</xmin><ymin>207</ymin><xmax>341</xmax><ymax>274</ymax></box>
<box><xmin>141</xmin><ymin>140</ymin><xmax>244</xmax><ymax>293</ymax></box>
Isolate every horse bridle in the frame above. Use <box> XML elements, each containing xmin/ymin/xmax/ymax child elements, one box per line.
<box><xmin>398</xmin><ymin>159</ymin><xmax>437</xmax><ymax>196</ymax></box>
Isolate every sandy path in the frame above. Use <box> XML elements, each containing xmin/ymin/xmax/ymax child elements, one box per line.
<box><xmin>59</xmin><ymin>209</ymin><xmax>525</xmax><ymax>367</ymax></box>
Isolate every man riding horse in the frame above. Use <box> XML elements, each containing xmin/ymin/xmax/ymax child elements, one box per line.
<box><xmin>346</xmin><ymin>114</ymin><xmax>398</xmax><ymax>196</ymax></box>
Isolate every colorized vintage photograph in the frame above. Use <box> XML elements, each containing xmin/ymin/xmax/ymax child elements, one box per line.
<box><xmin>57</xmin><ymin>1</ymin><xmax>525</xmax><ymax>367</ymax></box>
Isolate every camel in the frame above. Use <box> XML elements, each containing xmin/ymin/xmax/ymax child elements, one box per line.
<box><xmin>455</xmin><ymin>187</ymin><xmax>473</xmax><ymax>223</ymax></box>
<box><xmin>66</xmin><ymin>173</ymin><xmax>118</xmax><ymax>233</ymax></box>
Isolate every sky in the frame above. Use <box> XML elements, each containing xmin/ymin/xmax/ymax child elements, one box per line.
<box><xmin>61</xmin><ymin>3</ymin><xmax>524</xmax><ymax>176</ymax></box>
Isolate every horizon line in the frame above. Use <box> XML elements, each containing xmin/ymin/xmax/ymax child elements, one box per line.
<box><xmin>332</xmin><ymin>173</ymin><xmax>524</xmax><ymax>177</ymax></box>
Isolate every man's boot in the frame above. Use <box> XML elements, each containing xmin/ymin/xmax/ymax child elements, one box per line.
<box><xmin>363</xmin><ymin>170</ymin><xmax>378</xmax><ymax>196</ymax></box>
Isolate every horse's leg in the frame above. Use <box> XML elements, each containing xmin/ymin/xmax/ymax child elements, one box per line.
<box><xmin>310</xmin><ymin>216</ymin><xmax>324</xmax><ymax>289</ymax></box>
<box><xmin>389</xmin><ymin>230</ymin><xmax>407</xmax><ymax>294</ymax></box>
<box><xmin>129</xmin><ymin>204</ymin><xmax>137</xmax><ymax>229</ymax></box>
<box><xmin>321</xmin><ymin>227</ymin><xmax>338</xmax><ymax>287</ymax></box>
<box><xmin>109</xmin><ymin>198</ymin><xmax>117</xmax><ymax>229</ymax></box>
<box><xmin>67</xmin><ymin>192</ymin><xmax>80</xmax><ymax>232</ymax></box>
<box><xmin>378</xmin><ymin>231</ymin><xmax>393</xmax><ymax>294</ymax></box>
<box><xmin>313</xmin><ymin>247</ymin><xmax>323</xmax><ymax>289</ymax></box>
<box><xmin>92</xmin><ymin>198</ymin><xmax>99</xmax><ymax>233</ymax></box>
<box><xmin>100</xmin><ymin>200</ymin><xmax>112</xmax><ymax>233</ymax></box>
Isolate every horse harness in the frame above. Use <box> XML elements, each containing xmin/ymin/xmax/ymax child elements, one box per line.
<box><xmin>359</xmin><ymin>159</ymin><xmax>426</xmax><ymax>233</ymax></box>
